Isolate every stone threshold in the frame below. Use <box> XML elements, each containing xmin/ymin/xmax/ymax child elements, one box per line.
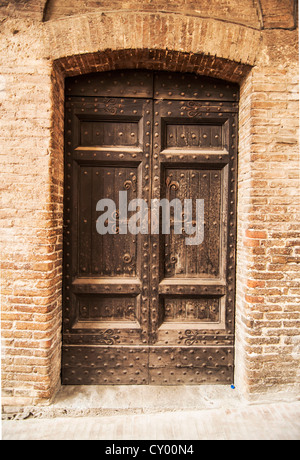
<box><xmin>2</xmin><ymin>385</ymin><xmax>243</xmax><ymax>420</ymax></box>
<box><xmin>3</xmin><ymin>384</ymin><xmax>299</xmax><ymax>421</ymax></box>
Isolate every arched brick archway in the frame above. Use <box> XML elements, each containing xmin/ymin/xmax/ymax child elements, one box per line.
<box><xmin>54</xmin><ymin>48</ymin><xmax>252</xmax><ymax>82</ymax></box>
<box><xmin>48</xmin><ymin>36</ymin><xmax>255</xmax><ymax>401</ymax></box>
<box><xmin>45</xmin><ymin>12</ymin><xmax>261</xmax><ymax>70</ymax></box>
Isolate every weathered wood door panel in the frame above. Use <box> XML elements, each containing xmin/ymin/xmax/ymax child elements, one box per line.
<box><xmin>63</xmin><ymin>89</ymin><xmax>153</xmax><ymax>384</ymax></box>
<box><xmin>62</xmin><ymin>71</ymin><xmax>238</xmax><ymax>385</ymax></box>
<box><xmin>148</xmin><ymin>93</ymin><xmax>238</xmax><ymax>384</ymax></box>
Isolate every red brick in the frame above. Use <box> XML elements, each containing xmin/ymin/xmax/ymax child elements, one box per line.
<box><xmin>244</xmin><ymin>238</ymin><xmax>261</xmax><ymax>247</ymax></box>
<box><xmin>245</xmin><ymin>230</ymin><xmax>268</xmax><ymax>239</ymax></box>
<box><xmin>245</xmin><ymin>295</ymin><xmax>265</xmax><ymax>304</ymax></box>
<box><xmin>247</xmin><ymin>280</ymin><xmax>266</xmax><ymax>288</ymax></box>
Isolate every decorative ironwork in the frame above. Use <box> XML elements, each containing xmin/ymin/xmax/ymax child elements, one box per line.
<box><xmin>123</xmin><ymin>180</ymin><xmax>132</xmax><ymax>189</ymax></box>
<box><xmin>166</xmin><ymin>177</ymin><xmax>179</xmax><ymax>191</ymax></box>
<box><xmin>185</xmin><ymin>101</ymin><xmax>203</xmax><ymax>118</ymax></box>
<box><xmin>123</xmin><ymin>176</ymin><xmax>137</xmax><ymax>192</ymax></box>
<box><xmin>98</xmin><ymin>329</ymin><xmax>120</xmax><ymax>345</ymax></box>
<box><xmin>103</xmin><ymin>98</ymin><xmax>118</xmax><ymax>115</ymax></box>
<box><xmin>179</xmin><ymin>330</ymin><xmax>202</xmax><ymax>346</ymax></box>
<box><xmin>123</xmin><ymin>253</ymin><xmax>132</xmax><ymax>264</ymax></box>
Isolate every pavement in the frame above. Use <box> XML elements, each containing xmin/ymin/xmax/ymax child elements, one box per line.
<box><xmin>2</xmin><ymin>386</ymin><xmax>300</xmax><ymax>440</ymax></box>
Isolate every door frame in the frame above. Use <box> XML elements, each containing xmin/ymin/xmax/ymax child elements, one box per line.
<box><xmin>62</xmin><ymin>69</ymin><xmax>239</xmax><ymax>386</ymax></box>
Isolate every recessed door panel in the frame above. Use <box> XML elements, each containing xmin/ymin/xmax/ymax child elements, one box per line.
<box><xmin>163</xmin><ymin>297</ymin><xmax>221</xmax><ymax>323</ymax></box>
<box><xmin>77</xmin><ymin>164</ymin><xmax>139</xmax><ymax>277</ymax></box>
<box><xmin>165</xmin><ymin>123</ymin><xmax>223</xmax><ymax>150</ymax></box>
<box><xmin>80</xmin><ymin>120</ymin><xmax>141</xmax><ymax>148</ymax></box>
<box><xmin>163</xmin><ymin>166</ymin><xmax>225</xmax><ymax>279</ymax></box>
<box><xmin>77</xmin><ymin>295</ymin><xmax>138</xmax><ymax>322</ymax></box>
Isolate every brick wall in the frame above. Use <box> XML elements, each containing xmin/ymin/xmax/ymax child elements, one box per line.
<box><xmin>0</xmin><ymin>1</ymin><xmax>299</xmax><ymax>406</ymax></box>
<box><xmin>235</xmin><ymin>34</ymin><xmax>300</xmax><ymax>396</ymax></box>
<box><xmin>238</xmin><ymin>34</ymin><xmax>299</xmax><ymax>395</ymax></box>
<box><xmin>0</xmin><ymin>18</ymin><xmax>62</xmax><ymax>403</ymax></box>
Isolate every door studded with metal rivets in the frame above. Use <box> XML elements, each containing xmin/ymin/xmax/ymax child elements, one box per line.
<box><xmin>62</xmin><ymin>70</ymin><xmax>239</xmax><ymax>385</ymax></box>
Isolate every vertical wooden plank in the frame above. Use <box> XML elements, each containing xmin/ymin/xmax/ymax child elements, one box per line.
<box><xmin>211</xmin><ymin>125</ymin><xmax>222</xmax><ymax>149</ymax></box>
<box><xmin>200</xmin><ymin>168</ymin><xmax>210</xmax><ymax>276</ymax></box>
<box><xmin>201</xmin><ymin>125</ymin><xmax>210</xmax><ymax>149</ymax></box>
<box><xmin>166</xmin><ymin>124</ymin><xmax>176</xmax><ymax>149</ymax></box>
<box><xmin>186</xmin><ymin>167</ymin><xmax>198</xmax><ymax>276</ymax></box>
<box><xmin>117</xmin><ymin>166</ymin><xmax>137</xmax><ymax>277</ymax></box>
<box><xmin>78</xmin><ymin>166</ymin><xmax>92</xmax><ymax>275</ymax></box>
<box><xmin>92</xmin><ymin>166</ymin><xmax>103</xmax><ymax>275</ymax></box>
<box><xmin>190</xmin><ymin>125</ymin><xmax>199</xmax><ymax>148</ymax></box>
<box><xmin>101</xmin><ymin>167</ymin><xmax>115</xmax><ymax>276</ymax></box>
<box><xmin>209</xmin><ymin>169</ymin><xmax>221</xmax><ymax>277</ymax></box>
<box><xmin>175</xmin><ymin>168</ymin><xmax>187</xmax><ymax>277</ymax></box>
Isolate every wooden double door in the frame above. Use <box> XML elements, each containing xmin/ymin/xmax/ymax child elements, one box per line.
<box><xmin>62</xmin><ymin>71</ymin><xmax>238</xmax><ymax>385</ymax></box>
